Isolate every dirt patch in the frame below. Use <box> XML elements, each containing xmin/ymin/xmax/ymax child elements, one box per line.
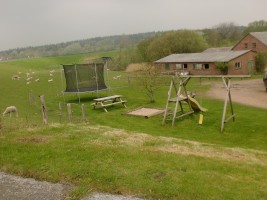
<box><xmin>126</xmin><ymin>63</ymin><xmax>147</xmax><ymax>72</ymax></box>
<box><xmin>16</xmin><ymin>136</ymin><xmax>51</xmax><ymax>144</ymax></box>
<box><xmin>83</xmin><ymin>127</ymin><xmax>267</xmax><ymax>166</ymax></box>
<box><xmin>206</xmin><ymin>78</ymin><xmax>267</xmax><ymax>109</ymax></box>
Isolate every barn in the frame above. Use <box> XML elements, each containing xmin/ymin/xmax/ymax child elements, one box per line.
<box><xmin>155</xmin><ymin>50</ymin><xmax>256</xmax><ymax>75</ymax></box>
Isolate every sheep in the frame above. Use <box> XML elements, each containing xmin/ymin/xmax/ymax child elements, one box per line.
<box><xmin>35</xmin><ymin>78</ymin><xmax>40</xmax><ymax>82</ymax></box>
<box><xmin>26</xmin><ymin>72</ymin><xmax>30</xmax><ymax>77</ymax></box>
<box><xmin>12</xmin><ymin>75</ymin><xmax>20</xmax><ymax>80</ymax></box>
<box><xmin>48</xmin><ymin>79</ymin><xmax>53</xmax><ymax>82</ymax></box>
<box><xmin>26</xmin><ymin>77</ymin><xmax>32</xmax><ymax>81</ymax></box>
<box><xmin>49</xmin><ymin>70</ymin><xmax>55</xmax><ymax>73</ymax></box>
<box><xmin>49</xmin><ymin>73</ymin><xmax>53</xmax><ymax>76</ymax></box>
<box><xmin>2</xmin><ymin>106</ymin><xmax>18</xmax><ymax>117</ymax></box>
<box><xmin>26</xmin><ymin>81</ymin><xmax>31</xmax><ymax>85</ymax></box>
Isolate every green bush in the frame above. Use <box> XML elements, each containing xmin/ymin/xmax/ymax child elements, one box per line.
<box><xmin>215</xmin><ymin>62</ymin><xmax>229</xmax><ymax>75</ymax></box>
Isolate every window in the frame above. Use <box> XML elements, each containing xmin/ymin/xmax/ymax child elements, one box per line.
<box><xmin>244</xmin><ymin>43</ymin><xmax>248</xmax><ymax>48</ymax></box>
<box><xmin>183</xmin><ymin>64</ymin><xmax>188</xmax><ymax>69</ymax></box>
<box><xmin>165</xmin><ymin>63</ymin><xmax>170</xmax><ymax>70</ymax></box>
<box><xmin>235</xmin><ymin>62</ymin><xmax>241</xmax><ymax>69</ymax></box>
<box><xmin>175</xmin><ymin>64</ymin><xmax>182</xmax><ymax>70</ymax></box>
<box><xmin>193</xmin><ymin>64</ymin><xmax>202</xmax><ymax>70</ymax></box>
<box><xmin>203</xmin><ymin>64</ymin><xmax>209</xmax><ymax>69</ymax></box>
<box><xmin>252</xmin><ymin>43</ymin><xmax>256</xmax><ymax>48</ymax></box>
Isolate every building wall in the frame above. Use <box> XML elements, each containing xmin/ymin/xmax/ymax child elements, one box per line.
<box><xmin>228</xmin><ymin>51</ymin><xmax>256</xmax><ymax>75</ymax></box>
<box><xmin>232</xmin><ymin>34</ymin><xmax>267</xmax><ymax>52</ymax></box>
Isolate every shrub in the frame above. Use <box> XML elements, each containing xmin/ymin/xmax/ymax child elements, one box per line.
<box><xmin>215</xmin><ymin>62</ymin><xmax>229</xmax><ymax>75</ymax></box>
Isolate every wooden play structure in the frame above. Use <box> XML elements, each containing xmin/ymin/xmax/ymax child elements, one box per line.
<box><xmin>162</xmin><ymin>75</ymin><xmax>250</xmax><ymax>132</ymax></box>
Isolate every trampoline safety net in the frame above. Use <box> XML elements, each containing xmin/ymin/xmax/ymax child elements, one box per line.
<box><xmin>62</xmin><ymin>63</ymin><xmax>107</xmax><ymax>93</ymax></box>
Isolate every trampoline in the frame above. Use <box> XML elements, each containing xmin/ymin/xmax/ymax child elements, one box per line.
<box><xmin>61</xmin><ymin>63</ymin><xmax>109</xmax><ymax>102</ymax></box>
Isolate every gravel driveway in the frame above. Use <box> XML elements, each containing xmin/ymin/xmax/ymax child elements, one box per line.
<box><xmin>0</xmin><ymin>172</ymin><xmax>144</xmax><ymax>200</ymax></box>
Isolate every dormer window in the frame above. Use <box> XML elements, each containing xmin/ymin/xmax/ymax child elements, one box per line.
<box><xmin>244</xmin><ymin>43</ymin><xmax>248</xmax><ymax>48</ymax></box>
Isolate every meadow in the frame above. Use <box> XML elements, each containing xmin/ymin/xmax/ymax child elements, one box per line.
<box><xmin>0</xmin><ymin>52</ymin><xmax>267</xmax><ymax>199</ymax></box>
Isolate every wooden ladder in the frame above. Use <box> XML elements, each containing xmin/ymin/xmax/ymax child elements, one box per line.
<box><xmin>162</xmin><ymin>76</ymin><xmax>194</xmax><ymax>126</ymax></box>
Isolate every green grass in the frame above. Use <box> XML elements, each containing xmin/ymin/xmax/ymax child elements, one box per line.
<box><xmin>0</xmin><ymin>54</ymin><xmax>267</xmax><ymax>199</ymax></box>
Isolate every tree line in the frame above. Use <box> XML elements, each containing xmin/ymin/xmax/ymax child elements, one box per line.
<box><xmin>110</xmin><ymin>20</ymin><xmax>267</xmax><ymax>70</ymax></box>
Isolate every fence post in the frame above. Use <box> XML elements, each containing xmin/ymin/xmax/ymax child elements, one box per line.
<box><xmin>81</xmin><ymin>104</ymin><xmax>88</xmax><ymax>123</ymax></box>
<box><xmin>40</xmin><ymin>95</ymin><xmax>48</xmax><ymax>125</ymax></box>
<box><xmin>67</xmin><ymin>103</ymin><xmax>72</xmax><ymax>123</ymax></box>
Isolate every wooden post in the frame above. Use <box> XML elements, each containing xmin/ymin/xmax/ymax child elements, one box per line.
<box><xmin>67</xmin><ymin>103</ymin><xmax>72</xmax><ymax>123</ymax></box>
<box><xmin>81</xmin><ymin>104</ymin><xmax>88</xmax><ymax>123</ymax></box>
<box><xmin>29</xmin><ymin>90</ymin><xmax>35</xmax><ymax>105</ymax></box>
<box><xmin>221</xmin><ymin>77</ymin><xmax>235</xmax><ymax>132</ymax></box>
<box><xmin>58</xmin><ymin>102</ymin><xmax>62</xmax><ymax>111</ymax></box>
<box><xmin>40</xmin><ymin>95</ymin><xmax>48</xmax><ymax>125</ymax></box>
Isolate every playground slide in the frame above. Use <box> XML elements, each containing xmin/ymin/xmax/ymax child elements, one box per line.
<box><xmin>187</xmin><ymin>96</ymin><xmax>208</xmax><ymax>112</ymax></box>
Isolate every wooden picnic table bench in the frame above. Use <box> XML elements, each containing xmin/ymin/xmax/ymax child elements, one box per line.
<box><xmin>91</xmin><ymin>95</ymin><xmax>127</xmax><ymax>112</ymax></box>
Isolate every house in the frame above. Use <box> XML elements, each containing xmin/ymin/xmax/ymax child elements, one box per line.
<box><xmin>155</xmin><ymin>32</ymin><xmax>267</xmax><ymax>75</ymax></box>
<box><xmin>232</xmin><ymin>32</ymin><xmax>267</xmax><ymax>52</ymax></box>
<box><xmin>155</xmin><ymin>50</ymin><xmax>256</xmax><ymax>75</ymax></box>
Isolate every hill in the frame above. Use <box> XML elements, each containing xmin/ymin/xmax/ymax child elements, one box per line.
<box><xmin>0</xmin><ymin>32</ymin><xmax>159</xmax><ymax>60</ymax></box>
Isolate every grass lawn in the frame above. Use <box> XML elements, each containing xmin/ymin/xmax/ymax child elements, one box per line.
<box><xmin>0</xmin><ymin>53</ymin><xmax>267</xmax><ymax>199</ymax></box>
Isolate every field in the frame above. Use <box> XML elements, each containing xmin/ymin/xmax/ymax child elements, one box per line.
<box><xmin>0</xmin><ymin>52</ymin><xmax>267</xmax><ymax>200</ymax></box>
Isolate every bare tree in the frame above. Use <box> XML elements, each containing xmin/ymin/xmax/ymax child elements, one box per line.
<box><xmin>136</xmin><ymin>63</ymin><xmax>161</xmax><ymax>103</ymax></box>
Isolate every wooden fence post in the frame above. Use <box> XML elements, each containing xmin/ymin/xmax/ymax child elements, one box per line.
<box><xmin>67</xmin><ymin>103</ymin><xmax>72</xmax><ymax>123</ymax></box>
<box><xmin>40</xmin><ymin>95</ymin><xmax>48</xmax><ymax>125</ymax></box>
<box><xmin>81</xmin><ymin>104</ymin><xmax>88</xmax><ymax>123</ymax></box>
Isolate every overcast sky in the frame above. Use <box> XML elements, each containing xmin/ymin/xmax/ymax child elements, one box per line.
<box><xmin>1</xmin><ymin>0</ymin><xmax>266</xmax><ymax>51</ymax></box>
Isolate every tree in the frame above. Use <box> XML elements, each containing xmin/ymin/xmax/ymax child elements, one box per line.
<box><xmin>137</xmin><ymin>30</ymin><xmax>208</xmax><ymax>62</ymax></box>
<box><xmin>136</xmin><ymin>63</ymin><xmax>161</xmax><ymax>103</ymax></box>
<box><xmin>203</xmin><ymin>22</ymin><xmax>242</xmax><ymax>47</ymax></box>
<box><xmin>256</xmin><ymin>52</ymin><xmax>267</xmax><ymax>72</ymax></box>
<box><xmin>244</xmin><ymin>20</ymin><xmax>267</xmax><ymax>34</ymax></box>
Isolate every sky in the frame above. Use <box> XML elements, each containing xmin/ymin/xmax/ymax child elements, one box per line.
<box><xmin>1</xmin><ymin>0</ymin><xmax>267</xmax><ymax>51</ymax></box>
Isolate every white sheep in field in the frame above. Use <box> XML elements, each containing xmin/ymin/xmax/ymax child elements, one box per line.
<box><xmin>2</xmin><ymin>106</ymin><xmax>18</xmax><ymax>117</ymax></box>
<box><xmin>12</xmin><ymin>75</ymin><xmax>20</xmax><ymax>80</ymax></box>
<box><xmin>49</xmin><ymin>70</ymin><xmax>55</xmax><ymax>73</ymax></box>
<box><xmin>26</xmin><ymin>77</ymin><xmax>32</xmax><ymax>81</ymax></box>
<box><xmin>35</xmin><ymin>78</ymin><xmax>40</xmax><ymax>82</ymax></box>
<box><xmin>48</xmin><ymin>79</ymin><xmax>53</xmax><ymax>82</ymax></box>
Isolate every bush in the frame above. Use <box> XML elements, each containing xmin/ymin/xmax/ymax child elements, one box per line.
<box><xmin>256</xmin><ymin>52</ymin><xmax>267</xmax><ymax>72</ymax></box>
<box><xmin>215</xmin><ymin>62</ymin><xmax>229</xmax><ymax>75</ymax></box>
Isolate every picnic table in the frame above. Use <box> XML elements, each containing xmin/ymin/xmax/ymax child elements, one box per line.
<box><xmin>91</xmin><ymin>95</ymin><xmax>127</xmax><ymax>112</ymax></box>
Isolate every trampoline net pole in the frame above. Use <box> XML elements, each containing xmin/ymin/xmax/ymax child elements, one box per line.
<box><xmin>94</xmin><ymin>63</ymin><xmax>99</xmax><ymax>97</ymax></box>
<box><xmin>74</xmin><ymin>64</ymin><xmax>81</xmax><ymax>103</ymax></box>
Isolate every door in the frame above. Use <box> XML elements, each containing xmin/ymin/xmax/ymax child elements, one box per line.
<box><xmin>247</xmin><ymin>60</ymin><xmax>254</xmax><ymax>75</ymax></box>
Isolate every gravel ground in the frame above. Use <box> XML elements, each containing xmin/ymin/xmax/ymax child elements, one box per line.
<box><xmin>0</xmin><ymin>172</ymin><xmax>145</xmax><ymax>200</ymax></box>
<box><xmin>206</xmin><ymin>78</ymin><xmax>267</xmax><ymax>109</ymax></box>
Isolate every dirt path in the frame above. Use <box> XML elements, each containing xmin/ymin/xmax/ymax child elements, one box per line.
<box><xmin>205</xmin><ymin>78</ymin><xmax>267</xmax><ymax>109</ymax></box>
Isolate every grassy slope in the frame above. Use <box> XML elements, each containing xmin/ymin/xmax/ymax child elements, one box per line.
<box><xmin>0</xmin><ymin>54</ymin><xmax>267</xmax><ymax>199</ymax></box>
